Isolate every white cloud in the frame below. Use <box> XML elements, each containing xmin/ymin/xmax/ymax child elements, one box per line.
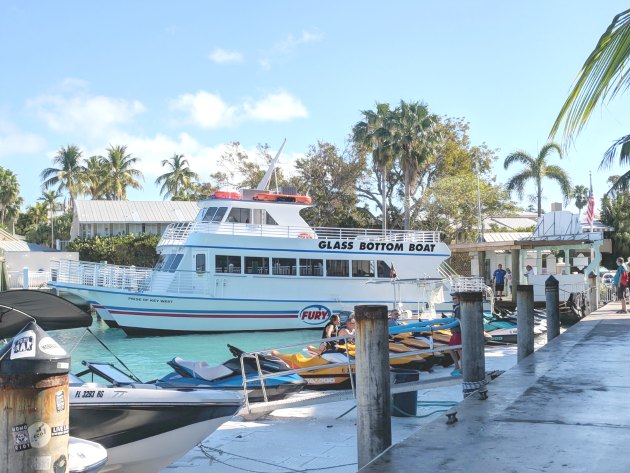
<box><xmin>243</xmin><ymin>92</ymin><xmax>308</xmax><ymax>122</ymax></box>
<box><xmin>169</xmin><ymin>91</ymin><xmax>238</xmax><ymax>128</ymax></box>
<box><xmin>0</xmin><ymin>120</ymin><xmax>47</xmax><ymax>158</ymax></box>
<box><xmin>169</xmin><ymin>90</ymin><xmax>307</xmax><ymax>128</ymax></box>
<box><xmin>209</xmin><ymin>48</ymin><xmax>244</xmax><ymax>64</ymax></box>
<box><xmin>26</xmin><ymin>81</ymin><xmax>145</xmax><ymax>139</ymax></box>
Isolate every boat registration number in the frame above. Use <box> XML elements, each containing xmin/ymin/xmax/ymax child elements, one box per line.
<box><xmin>74</xmin><ymin>390</ymin><xmax>105</xmax><ymax>398</ymax></box>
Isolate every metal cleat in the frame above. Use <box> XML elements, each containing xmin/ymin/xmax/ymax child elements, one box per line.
<box><xmin>446</xmin><ymin>409</ymin><xmax>458</xmax><ymax>425</ymax></box>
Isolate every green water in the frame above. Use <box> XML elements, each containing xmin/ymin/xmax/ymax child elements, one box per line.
<box><xmin>50</xmin><ymin>319</ymin><xmax>321</xmax><ymax>382</ymax></box>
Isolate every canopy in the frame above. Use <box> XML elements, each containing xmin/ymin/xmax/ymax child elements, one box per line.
<box><xmin>0</xmin><ymin>290</ymin><xmax>92</xmax><ymax>339</ymax></box>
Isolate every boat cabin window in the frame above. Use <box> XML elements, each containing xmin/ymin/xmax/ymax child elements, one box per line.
<box><xmin>227</xmin><ymin>207</ymin><xmax>251</xmax><ymax>223</ymax></box>
<box><xmin>272</xmin><ymin>258</ymin><xmax>296</xmax><ymax>275</ymax></box>
<box><xmin>195</xmin><ymin>254</ymin><xmax>206</xmax><ymax>273</ymax></box>
<box><xmin>166</xmin><ymin>254</ymin><xmax>184</xmax><ymax>273</ymax></box>
<box><xmin>252</xmin><ymin>209</ymin><xmax>278</xmax><ymax>225</ymax></box>
<box><xmin>245</xmin><ymin>256</ymin><xmax>269</xmax><ymax>275</ymax></box>
<box><xmin>377</xmin><ymin>260</ymin><xmax>394</xmax><ymax>278</ymax></box>
<box><xmin>202</xmin><ymin>206</ymin><xmax>228</xmax><ymax>222</ymax></box>
<box><xmin>352</xmin><ymin>260</ymin><xmax>375</xmax><ymax>278</ymax></box>
<box><xmin>154</xmin><ymin>254</ymin><xmax>167</xmax><ymax>271</ymax></box>
<box><xmin>326</xmin><ymin>260</ymin><xmax>349</xmax><ymax>277</ymax></box>
<box><xmin>299</xmin><ymin>258</ymin><xmax>323</xmax><ymax>276</ymax></box>
<box><xmin>215</xmin><ymin>255</ymin><xmax>242</xmax><ymax>273</ymax></box>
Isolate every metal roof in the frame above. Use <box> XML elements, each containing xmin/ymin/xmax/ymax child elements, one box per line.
<box><xmin>484</xmin><ymin>216</ymin><xmax>538</xmax><ymax>230</ymax></box>
<box><xmin>74</xmin><ymin>200</ymin><xmax>199</xmax><ymax>223</ymax></box>
<box><xmin>483</xmin><ymin>232</ymin><xmax>532</xmax><ymax>242</ymax></box>
<box><xmin>0</xmin><ymin>241</ymin><xmax>31</xmax><ymax>251</ymax></box>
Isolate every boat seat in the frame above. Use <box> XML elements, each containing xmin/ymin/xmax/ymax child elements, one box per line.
<box><xmin>169</xmin><ymin>357</ymin><xmax>234</xmax><ymax>381</ymax></box>
<box><xmin>321</xmin><ymin>352</ymin><xmax>350</xmax><ymax>364</ymax></box>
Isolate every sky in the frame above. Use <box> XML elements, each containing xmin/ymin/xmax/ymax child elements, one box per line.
<box><xmin>1</xmin><ymin>1</ymin><xmax>628</xmax><ymax>216</ymax></box>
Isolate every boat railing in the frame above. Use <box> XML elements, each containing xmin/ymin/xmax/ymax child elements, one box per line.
<box><xmin>158</xmin><ymin>221</ymin><xmax>441</xmax><ymax>246</ymax></box>
<box><xmin>52</xmin><ymin>260</ymin><xmax>154</xmax><ymax>292</ymax></box>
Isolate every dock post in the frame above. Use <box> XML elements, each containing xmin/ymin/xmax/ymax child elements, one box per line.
<box><xmin>588</xmin><ymin>271</ymin><xmax>598</xmax><ymax>314</ymax></box>
<box><xmin>22</xmin><ymin>266</ymin><xmax>29</xmax><ymax>289</ymax></box>
<box><xmin>517</xmin><ymin>284</ymin><xmax>535</xmax><ymax>361</ymax></box>
<box><xmin>354</xmin><ymin>304</ymin><xmax>391</xmax><ymax>469</ymax></box>
<box><xmin>459</xmin><ymin>291</ymin><xmax>486</xmax><ymax>399</ymax></box>
<box><xmin>546</xmin><ymin>276</ymin><xmax>560</xmax><ymax>341</ymax></box>
<box><xmin>0</xmin><ymin>322</ymin><xmax>70</xmax><ymax>472</ymax></box>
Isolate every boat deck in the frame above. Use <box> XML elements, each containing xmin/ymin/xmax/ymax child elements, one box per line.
<box><xmin>360</xmin><ymin>301</ymin><xmax>630</xmax><ymax>472</ymax></box>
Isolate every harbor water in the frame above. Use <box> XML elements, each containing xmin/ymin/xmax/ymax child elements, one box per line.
<box><xmin>51</xmin><ymin>319</ymin><xmax>321</xmax><ymax>381</ymax></box>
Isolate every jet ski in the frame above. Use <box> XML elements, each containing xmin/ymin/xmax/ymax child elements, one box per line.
<box><xmin>271</xmin><ymin>349</ymin><xmax>356</xmax><ymax>390</ymax></box>
<box><xmin>155</xmin><ymin>344</ymin><xmax>306</xmax><ymax>402</ymax></box>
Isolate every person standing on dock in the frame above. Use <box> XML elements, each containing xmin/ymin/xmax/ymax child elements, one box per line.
<box><xmin>448</xmin><ymin>294</ymin><xmax>462</xmax><ymax>377</ymax></box>
<box><xmin>505</xmin><ymin>268</ymin><xmax>513</xmax><ymax>297</ymax></box>
<box><xmin>492</xmin><ymin>264</ymin><xmax>507</xmax><ymax>300</ymax></box>
<box><xmin>613</xmin><ymin>257</ymin><xmax>629</xmax><ymax>313</ymax></box>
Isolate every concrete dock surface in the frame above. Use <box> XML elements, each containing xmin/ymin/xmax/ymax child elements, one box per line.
<box><xmin>360</xmin><ymin>302</ymin><xmax>630</xmax><ymax>473</ymax></box>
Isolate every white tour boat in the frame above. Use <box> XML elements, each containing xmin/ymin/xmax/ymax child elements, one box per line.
<box><xmin>50</xmin><ymin>163</ymin><xmax>453</xmax><ymax>334</ymax></box>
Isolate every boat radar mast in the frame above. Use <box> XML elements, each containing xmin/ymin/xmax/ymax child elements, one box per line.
<box><xmin>256</xmin><ymin>139</ymin><xmax>287</xmax><ymax>191</ymax></box>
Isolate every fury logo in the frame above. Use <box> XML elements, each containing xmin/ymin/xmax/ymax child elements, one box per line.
<box><xmin>299</xmin><ymin>305</ymin><xmax>332</xmax><ymax>326</ymax></box>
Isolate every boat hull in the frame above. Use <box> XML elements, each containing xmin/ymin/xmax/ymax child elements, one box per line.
<box><xmin>69</xmin><ymin>386</ymin><xmax>240</xmax><ymax>472</ymax></box>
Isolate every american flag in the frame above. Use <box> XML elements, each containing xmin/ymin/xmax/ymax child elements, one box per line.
<box><xmin>586</xmin><ymin>179</ymin><xmax>595</xmax><ymax>226</ymax></box>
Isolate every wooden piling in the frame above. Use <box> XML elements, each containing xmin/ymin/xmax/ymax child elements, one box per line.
<box><xmin>546</xmin><ymin>275</ymin><xmax>560</xmax><ymax>341</ymax></box>
<box><xmin>517</xmin><ymin>284</ymin><xmax>535</xmax><ymax>361</ymax></box>
<box><xmin>0</xmin><ymin>322</ymin><xmax>70</xmax><ymax>472</ymax></box>
<box><xmin>459</xmin><ymin>291</ymin><xmax>486</xmax><ymax>399</ymax></box>
<box><xmin>355</xmin><ymin>304</ymin><xmax>391</xmax><ymax>470</ymax></box>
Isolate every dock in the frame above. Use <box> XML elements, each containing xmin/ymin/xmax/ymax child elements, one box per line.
<box><xmin>360</xmin><ymin>301</ymin><xmax>630</xmax><ymax>472</ymax></box>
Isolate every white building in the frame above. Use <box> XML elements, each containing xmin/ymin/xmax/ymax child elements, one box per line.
<box><xmin>70</xmin><ymin>200</ymin><xmax>199</xmax><ymax>240</ymax></box>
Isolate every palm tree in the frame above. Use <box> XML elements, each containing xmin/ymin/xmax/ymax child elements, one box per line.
<box><xmin>504</xmin><ymin>143</ymin><xmax>572</xmax><ymax>217</ymax></box>
<box><xmin>82</xmin><ymin>155</ymin><xmax>108</xmax><ymax>199</ymax></box>
<box><xmin>155</xmin><ymin>154</ymin><xmax>199</xmax><ymax>200</ymax></box>
<box><xmin>101</xmin><ymin>145</ymin><xmax>143</xmax><ymax>200</ymax></box>
<box><xmin>39</xmin><ymin>190</ymin><xmax>61</xmax><ymax>247</ymax></box>
<box><xmin>550</xmin><ymin>9</ymin><xmax>630</xmax><ymax>194</ymax></box>
<box><xmin>0</xmin><ymin>167</ymin><xmax>22</xmax><ymax>230</ymax></box>
<box><xmin>391</xmin><ymin>100</ymin><xmax>439</xmax><ymax>229</ymax></box>
<box><xmin>352</xmin><ymin>103</ymin><xmax>395</xmax><ymax>233</ymax></box>
<box><xmin>572</xmin><ymin>185</ymin><xmax>589</xmax><ymax>214</ymax></box>
<box><xmin>40</xmin><ymin>145</ymin><xmax>86</xmax><ymax>208</ymax></box>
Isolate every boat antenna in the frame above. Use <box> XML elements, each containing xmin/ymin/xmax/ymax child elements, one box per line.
<box><xmin>256</xmin><ymin>139</ymin><xmax>286</xmax><ymax>191</ymax></box>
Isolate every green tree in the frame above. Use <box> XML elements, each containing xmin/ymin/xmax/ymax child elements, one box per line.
<box><xmin>0</xmin><ymin>167</ymin><xmax>23</xmax><ymax>230</ymax></box>
<box><xmin>390</xmin><ymin>100</ymin><xmax>440</xmax><ymax>230</ymax></box>
<box><xmin>600</xmin><ymin>189</ymin><xmax>630</xmax><ymax>262</ymax></box>
<box><xmin>421</xmin><ymin>173</ymin><xmax>518</xmax><ymax>243</ymax></box>
<box><xmin>572</xmin><ymin>185</ymin><xmax>589</xmax><ymax>213</ymax></box>
<box><xmin>293</xmin><ymin>141</ymin><xmax>369</xmax><ymax>228</ymax></box>
<box><xmin>41</xmin><ymin>145</ymin><xmax>86</xmax><ymax>208</ymax></box>
<box><xmin>38</xmin><ymin>189</ymin><xmax>61</xmax><ymax>247</ymax></box>
<box><xmin>503</xmin><ymin>143</ymin><xmax>571</xmax><ymax>217</ymax></box>
<box><xmin>82</xmin><ymin>155</ymin><xmax>108</xmax><ymax>199</ymax></box>
<box><xmin>101</xmin><ymin>145</ymin><xmax>144</xmax><ymax>200</ymax></box>
<box><xmin>551</xmin><ymin>9</ymin><xmax>630</xmax><ymax>195</ymax></box>
<box><xmin>210</xmin><ymin>142</ymin><xmax>290</xmax><ymax>190</ymax></box>
<box><xmin>155</xmin><ymin>154</ymin><xmax>199</xmax><ymax>200</ymax></box>
<box><xmin>352</xmin><ymin>103</ymin><xmax>396</xmax><ymax>233</ymax></box>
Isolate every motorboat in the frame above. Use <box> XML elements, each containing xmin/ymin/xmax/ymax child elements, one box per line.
<box><xmin>69</xmin><ymin>368</ymin><xmax>241</xmax><ymax>473</ymax></box>
<box><xmin>49</xmin><ymin>146</ymin><xmax>453</xmax><ymax>334</ymax></box>
<box><xmin>154</xmin><ymin>344</ymin><xmax>307</xmax><ymax>402</ymax></box>
<box><xmin>0</xmin><ymin>290</ymin><xmax>242</xmax><ymax>473</ymax></box>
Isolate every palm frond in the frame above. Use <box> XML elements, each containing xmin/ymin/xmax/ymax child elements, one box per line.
<box><xmin>503</xmin><ymin>151</ymin><xmax>533</xmax><ymax>170</ymax></box>
<box><xmin>601</xmin><ymin>134</ymin><xmax>630</xmax><ymax>169</ymax></box>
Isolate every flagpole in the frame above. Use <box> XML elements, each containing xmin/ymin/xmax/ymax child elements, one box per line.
<box><xmin>589</xmin><ymin>172</ymin><xmax>593</xmax><ymax>233</ymax></box>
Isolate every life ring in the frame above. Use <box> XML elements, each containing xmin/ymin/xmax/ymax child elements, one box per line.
<box><xmin>298</xmin><ymin>232</ymin><xmax>315</xmax><ymax>239</ymax></box>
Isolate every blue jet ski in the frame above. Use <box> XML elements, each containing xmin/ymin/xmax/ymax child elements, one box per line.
<box><xmin>155</xmin><ymin>344</ymin><xmax>306</xmax><ymax>402</ymax></box>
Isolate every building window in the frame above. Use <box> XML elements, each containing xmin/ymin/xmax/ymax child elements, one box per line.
<box><xmin>272</xmin><ymin>258</ymin><xmax>296</xmax><ymax>275</ymax></box>
<box><xmin>352</xmin><ymin>260</ymin><xmax>375</xmax><ymax>278</ymax></box>
<box><xmin>299</xmin><ymin>258</ymin><xmax>323</xmax><ymax>276</ymax></box>
<box><xmin>326</xmin><ymin>260</ymin><xmax>349</xmax><ymax>277</ymax></box>
<box><xmin>215</xmin><ymin>255</ymin><xmax>242</xmax><ymax>273</ymax></box>
<box><xmin>245</xmin><ymin>256</ymin><xmax>269</xmax><ymax>274</ymax></box>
